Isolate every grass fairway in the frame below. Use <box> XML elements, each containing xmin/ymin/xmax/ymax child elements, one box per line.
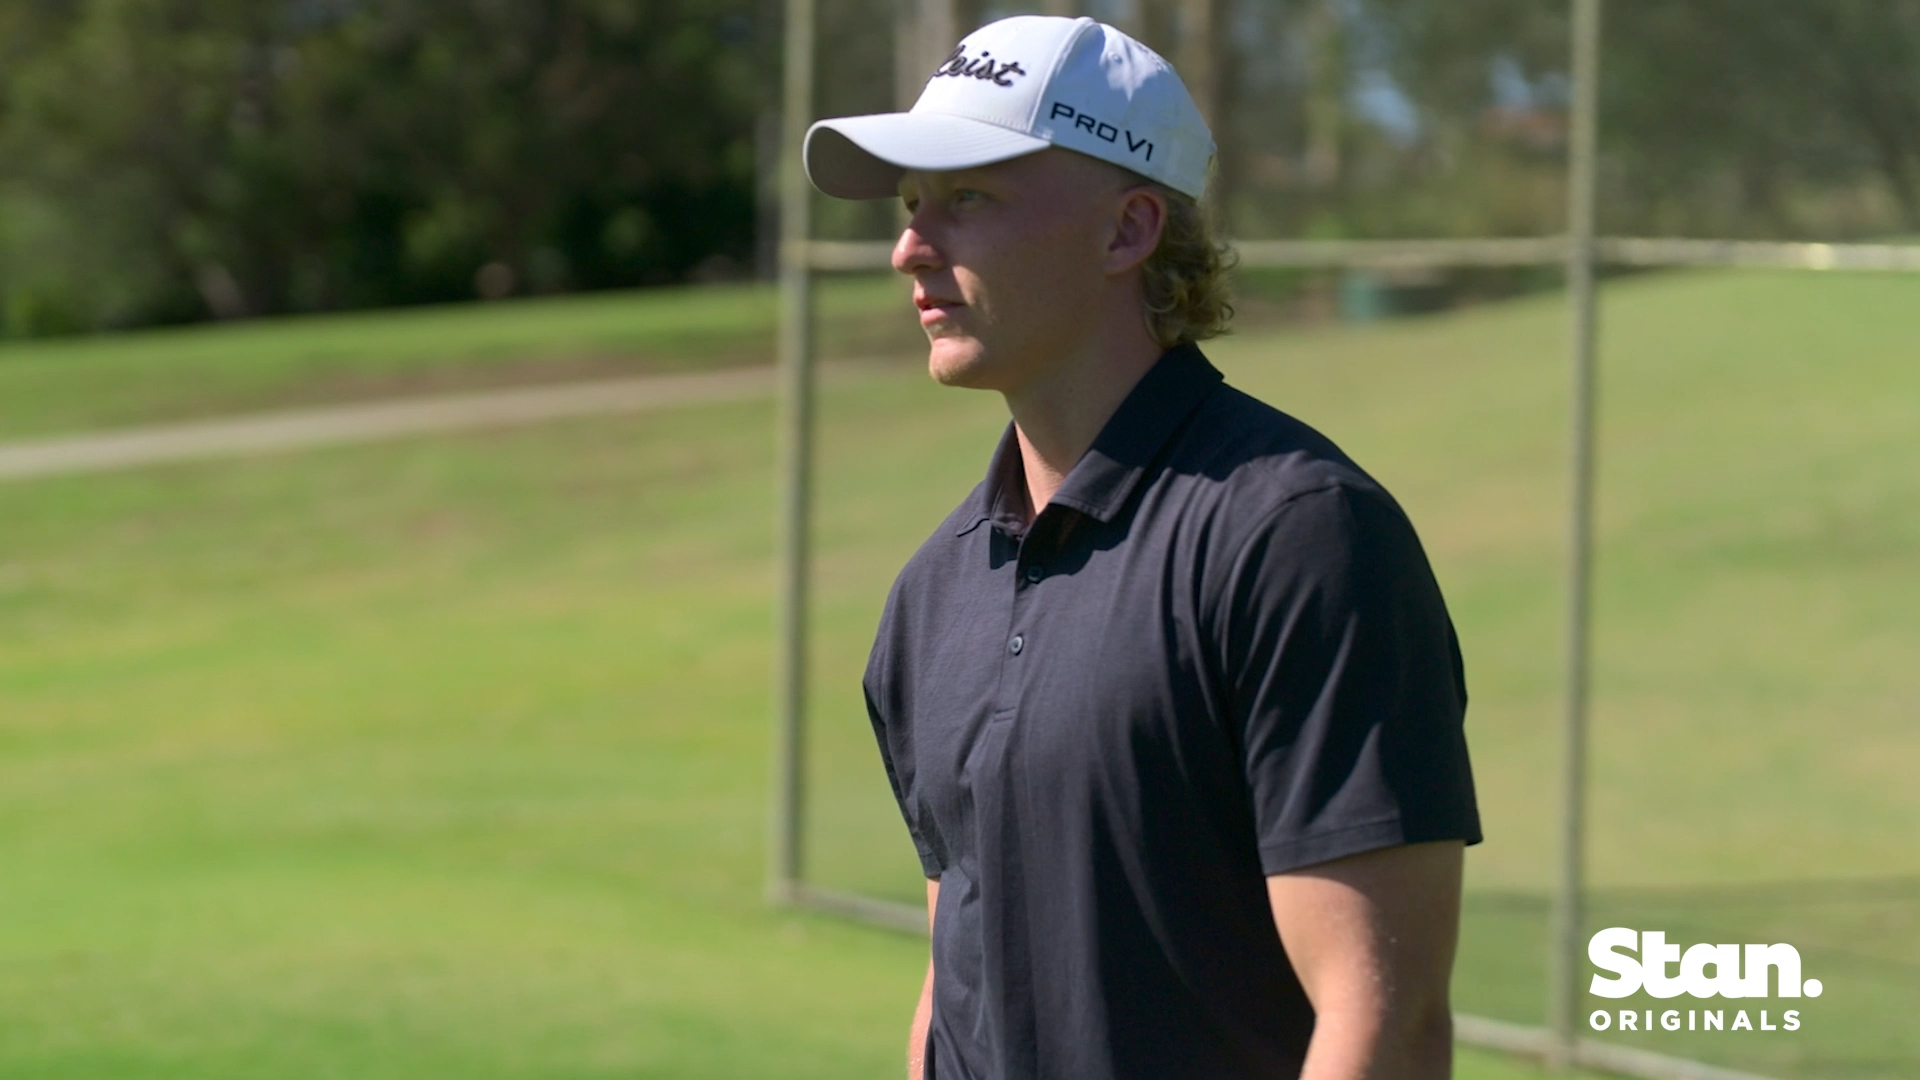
<box><xmin>2</xmin><ymin>269</ymin><xmax>1916</xmax><ymax>1077</ymax></box>
<box><xmin>0</xmin><ymin>275</ymin><xmax>920</xmax><ymax>440</ymax></box>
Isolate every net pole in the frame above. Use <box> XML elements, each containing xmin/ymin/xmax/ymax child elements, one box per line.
<box><xmin>1549</xmin><ymin>0</ymin><xmax>1603</xmax><ymax>1065</ymax></box>
<box><xmin>770</xmin><ymin>0</ymin><xmax>818</xmax><ymax>904</ymax></box>
<box><xmin>1176</xmin><ymin>0</ymin><xmax>1219</xmax><ymax>128</ymax></box>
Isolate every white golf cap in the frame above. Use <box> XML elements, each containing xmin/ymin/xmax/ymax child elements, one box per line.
<box><xmin>805</xmin><ymin>15</ymin><xmax>1215</xmax><ymax>201</ymax></box>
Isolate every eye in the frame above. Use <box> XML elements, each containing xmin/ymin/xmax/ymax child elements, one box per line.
<box><xmin>947</xmin><ymin>188</ymin><xmax>990</xmax><ymax>211</ymax></box>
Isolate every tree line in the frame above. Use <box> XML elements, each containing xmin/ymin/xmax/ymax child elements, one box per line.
<box><xmin>5</xmin><ymin>0</ymin><xmax>1919</xmax><ymax>338</ymax></box>
<box><xmin>0</xmin><ymin>0</ymin><xmax>769</xmax><ymax>336</ymax></box>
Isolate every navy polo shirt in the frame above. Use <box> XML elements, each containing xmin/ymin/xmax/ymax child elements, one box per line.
<box><xmin>863</xmin><ymin>343</ymin><xmax>1481</xmax><ymax>1080</ymax></box>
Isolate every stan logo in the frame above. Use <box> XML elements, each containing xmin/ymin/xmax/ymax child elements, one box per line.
<box><xmin>1588</xmin><ymin>928</ymin><xmax>1824</xmax><ymax>999</ymax></box>
<box><xmin>1587</xmin><ymin>928</ymin><xmax>1821</xmax><ymax>1036</ymax></box>
<box><xmin>933</xmin><ymin>45</ymin><xmax>1026</xmax><ymax>87</ymax></box>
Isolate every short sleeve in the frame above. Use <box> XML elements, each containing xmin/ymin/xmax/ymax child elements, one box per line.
<box><xmin>863</xmin><ymin>597</ymin><xmax>946</xmax><ymax>879</ymax></box>
<box><xmin>1220</xmin><ymin>484</ymin><xmax>1481</xmax><ymax>875</ymax></box>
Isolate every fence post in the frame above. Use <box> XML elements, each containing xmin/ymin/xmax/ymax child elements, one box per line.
<box><xmin>1550</xmin><ymin>0</ymin><xmax>1603</xmax><ymax>1066</ymax></box>
<box><xmin>771</xmin><ymin>0</ymin><xmax>818</xmax><ymax>905</ymax></box>
<box><xmin>1177</xmin><ymin>0</ymin><xmax>1219</xmax><ymax>128</ymax></box>
<box><xmin>895</xmin><ymin>0</ymin><xmax>959</xmax><ymax>112</ymax></box>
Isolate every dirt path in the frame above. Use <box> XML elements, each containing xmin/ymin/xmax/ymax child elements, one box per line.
<box><xmin>0</xmin><ymin>361</ymin><xmax>894</xmax><ymax>483</ymax></box>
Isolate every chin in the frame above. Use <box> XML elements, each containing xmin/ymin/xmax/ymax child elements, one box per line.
<box><xmin>925</xmin><ymin>335</ymin><xmax>999</xmax><ymax>389</ymax></box>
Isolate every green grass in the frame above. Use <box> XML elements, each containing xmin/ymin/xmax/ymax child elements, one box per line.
<box><xmin>0</xmin><ymin>274</ymin><xmax>921</xmax><ymax>440</ymax></box>
<box><xmin>2</xmin><ymin>269</ymin><xmax>1916</xmax><ymax>1077</ymax></box>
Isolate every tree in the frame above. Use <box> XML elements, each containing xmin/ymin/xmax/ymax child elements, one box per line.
<box><xmin>0</xmin><ymin>0</ymin><xmax>770</xmax><ymax>334</ymax></box>
<box><xmin>1368</xmin><ymin>0</ymin><xmax>1920</xmax><ymax>239</ymax></box>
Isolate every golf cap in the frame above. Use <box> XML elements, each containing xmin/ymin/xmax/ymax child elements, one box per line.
<box><xmin>805</xmin><ymin>15</ymin><xmax>1215</xmax><ymax>201</ymax></box>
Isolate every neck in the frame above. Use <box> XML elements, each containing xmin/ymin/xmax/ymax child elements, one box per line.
<box><xmin>1004</xmin><ymin>308</ymin><xmax>1164</xmax><ymax>525</ymax></box>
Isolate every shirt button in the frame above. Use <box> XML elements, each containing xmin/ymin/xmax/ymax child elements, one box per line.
<box><xmin>1008</xmin><ymin>634</ymin><xmax>1025</xmax><ymax>655</ymax></box>
<box><xmin>1024</xmin><ymin>564</ymin><xmax>1044</xmax><ymax>584</ymax></box>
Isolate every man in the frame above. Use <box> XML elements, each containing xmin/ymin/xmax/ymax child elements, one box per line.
<box><xmin>804</xmin><ymin>15</ymin><xmax>1481</xmax><ymax>1080</ymax></box>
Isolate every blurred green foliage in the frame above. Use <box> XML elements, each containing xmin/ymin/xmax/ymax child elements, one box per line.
<box><xmin>0</xmin><ymin>0</ymin><xmax>766</xmax><ymax>335</ymax></box>
<box><xmin>1222</xmin><ymin>0</ymin><xmax>1920</xmax><ymax>243</ymax></box>
<box><xmin>8</xmin><ymin>0</ymin><xmax>1920</xmax><ymax>337</ymax></box>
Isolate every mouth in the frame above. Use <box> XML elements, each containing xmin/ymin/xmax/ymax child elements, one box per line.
<box><xmin>914</xmin><ymin>292</ymin><xmax>964</xmax><ymax>326</ymax></box>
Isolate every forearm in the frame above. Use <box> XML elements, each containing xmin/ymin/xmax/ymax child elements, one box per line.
<box><xmin>908</xmin><ymin>960</ymin><xmax>935</xmax><ymax>1080</ymax></box>
<box><xmin>1300</xmin><ymin>1001</ymin><xmax>1453</xmax><ymax>1080</ymax></box>
<box><xmin>910</xmin><ymin>878</ymin><xmax>939</xmax><ymax>1080</ymax></box>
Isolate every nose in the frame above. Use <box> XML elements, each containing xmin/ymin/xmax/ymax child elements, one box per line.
<box><xmin>892</xmin><ymin>220</ymin><xmax>943</xmax><ymax>277</ymax></box>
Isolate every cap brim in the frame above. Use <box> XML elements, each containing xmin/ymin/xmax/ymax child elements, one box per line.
<box><xmin>804</xmin><ymin>113</ymin><xmax>1052</xmax><ymax>199</ymax></box>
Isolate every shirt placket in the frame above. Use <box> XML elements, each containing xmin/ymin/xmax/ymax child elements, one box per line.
<box><xmin>993</xmin><ymin>508</ymin><xmax>1073</xmax><ymax>718</ymax></box>
<box><xmin>983</xmin><ymin>509</ymin><xmax>1071</xmax><ymax>1080</ymax></box>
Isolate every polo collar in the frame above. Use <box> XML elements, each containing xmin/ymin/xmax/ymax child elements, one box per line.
<box><xmin>956</xmin><ymin>343</ymin><xmax>1223</xmax><ymax>536</ymax></box>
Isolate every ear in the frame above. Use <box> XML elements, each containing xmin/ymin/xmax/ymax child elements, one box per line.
<box><xmin>1103</xmin><ymin>185</ymin><xmax>1168</xmax><ymax>276</ymax></box>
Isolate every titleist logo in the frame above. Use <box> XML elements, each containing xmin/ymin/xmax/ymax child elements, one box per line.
<box><xmin>932</xmin><ymin>45</ymin><xmax>1027</xmax><ymax>86</ymax></box>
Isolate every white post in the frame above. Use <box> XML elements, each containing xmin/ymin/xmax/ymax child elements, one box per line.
<box><xmin>771</xmin><ymin>0</ymin><xmax>819</xmax><ymax>904</ymax></box>
<box><xmin>1549</xmin><ymin>0</ymin><xmax>1603</xmax><ymax>1067</ymax></box>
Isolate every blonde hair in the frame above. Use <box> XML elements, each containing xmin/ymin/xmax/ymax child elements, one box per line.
<box><xmin>1140</xmin><ymin>184</ymin><xmax>1236</xmax><ymax>347</ymax></box>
